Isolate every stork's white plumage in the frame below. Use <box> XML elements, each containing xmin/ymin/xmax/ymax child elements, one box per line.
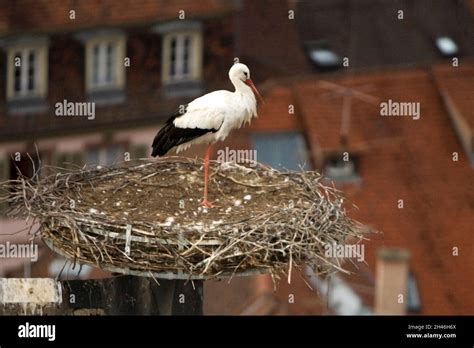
<box><xmin>151</xmin><ymin>63</ymin><xmax>264</xmax><ymax>207</ymax></box>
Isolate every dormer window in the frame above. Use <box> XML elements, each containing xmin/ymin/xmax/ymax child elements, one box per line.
<box><xmin>324</xmin><ymin>153</ymin><xmax>360</xmax><ymax>182</ymax></box>
<box><xmin>310</xmin><ymin>49</ymin><xmax>341</xmax><ymax>67</ymax></box>
<box><xmin>152</xmin><ymin>21</ymin><xmax>203</xmax><ymax>97</ymax></box>
<box><xmin>2</xmin><ymin>36</ymin><xmax>49</xmax><ymax>114</ymax></box>
<box><xmin>435</xmin><ymin>36</ymin><xmax>458</xmax><ymax>57</ymax></box>
<box><xmin>76</xmin><ymin>29</ymin><xmax>126</xmax><ymax>105</ymax></box>
<box><xmin>305</xmin><ymin>40</ymin><xmax>342</xmax><ymax>70</ymax></box>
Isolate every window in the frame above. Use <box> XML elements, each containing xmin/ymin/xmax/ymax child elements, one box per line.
<box><xmin>153</xmin><ymin>21</ymin><xmax>203</xmax><ymax>85</ymax></box>
<box><xmin>53</xmin><ymin>152</ymin><xmax>85</xmax><ymax>171</ymax></box>
<box><xmin>167</xmin><ymin>33</ymin><xmax>194</xmax><ymax>81</ymax></box>
<box><xmin>406</xmin><ymin>272</ymin><xmax>421</xmax><ymax>313</ymax></box>
<box><xmin>162</xmin><ymin>31</ymin><xmax>202</xmax><ymax>83</ymax></box>
<box><xmin>251</xmin><ymin>132</ymin><xmax>310</xmax><ymax>171</ymax></box>
<box><xmin>4</xmin><ymin>38</ymin><xmax>49</xmax><ymax>103</ymax></box>
<box><xmin>13</xmin><ymin>49</ymin><xmax>37</xmax><ymax>95</ymax></box>
<box><xmin>91</xmin><ymin>41</ymin><xmax>119</xmax><ymax>89</ymax></box>
<box><xmin>323</xmin><ymin>153</ymin><xmax>360</xmax><ymax>182</ymax></box>
<box><xmin>86</xmin><ymin>37</ymin><xmax>125</xmax><ymax>92</ymax></box>
<box><xmin>435</xmin><ymin>36</ymin><xmax>458</xmax><ymax>57</ymax></box>
<box><xmin>309</xmin><ymin>49</ymin><xmax>341</xmax><ymax>67</ymax></box>
<box><xmin>86</xmin><ymin>144</ymin><xmax>124</xmax><ymax>166</ymax></box>
<box><xmin>304</xmin><ymin>40</ymin><xmax>342</xmax><ymax>69</ymax></box>
<box><xmin>77</xmin><ymin>29</ymin><xmax>126</xmax><ymax>103</ymax></box>
<box><xmin>129</xmin><ymin>144</ymin><xmax>148</xmax><ymax>160</ymax></box>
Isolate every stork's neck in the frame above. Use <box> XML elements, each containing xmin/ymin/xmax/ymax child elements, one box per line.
<box><xmin>229</xmin><ymin>75</ymin><xmax>258</xmax><ymax>120</ymax></box>
<box><xmin>231</xmin><ymin>76</ymin><xmax>252</xmax><ymax>96</ymax></box>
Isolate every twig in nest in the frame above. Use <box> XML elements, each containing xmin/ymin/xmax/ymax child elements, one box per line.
<box><xmin>0</xmin><ymin>157</ymin><xmax>368</xmax><ymax>282</ymax></box>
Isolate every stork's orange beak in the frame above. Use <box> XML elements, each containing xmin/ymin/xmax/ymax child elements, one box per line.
<box><xmin>245</xmin><ymin>79</ymin><xmax>265</xmax><ymax>104</ymax></box>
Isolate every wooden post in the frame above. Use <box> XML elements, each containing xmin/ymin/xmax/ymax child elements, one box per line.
<box><xmin>63</xmin><ymin>276</ymin><xmax>203</xmax><ymax>315</ymax></box>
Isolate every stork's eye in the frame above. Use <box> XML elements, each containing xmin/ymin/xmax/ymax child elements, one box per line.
<box><xmin>244</xmin><ymin>71</ymin><xmax>248</xmax><ymax>78</ymax></box>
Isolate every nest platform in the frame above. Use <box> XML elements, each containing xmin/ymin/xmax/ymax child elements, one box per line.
<box><xmin>1</xmin><ymin>157</ymin><xmax>366</xmax><ymax>281</ymax></box>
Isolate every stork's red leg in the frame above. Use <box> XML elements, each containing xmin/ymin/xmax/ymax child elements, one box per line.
<box><xmin>201</xmin><ymin>144</ymin><xmax>213</xmax><ymax>208</ymax></box>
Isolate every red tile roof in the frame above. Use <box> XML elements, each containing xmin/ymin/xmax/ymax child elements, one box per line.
<box><xmin>433</xmin><ymin>62</ymin><xmax>474</xmax><ymax>129</ymax></box>
<box><xmin>0</xmin><ymin>0</ymin><xmax>236</xmax><ymax>34</ymax></box>
<box><xmin>251</xmin><ymin>64</ymin><xmax>474</xmax><ymax>314</ymax></box>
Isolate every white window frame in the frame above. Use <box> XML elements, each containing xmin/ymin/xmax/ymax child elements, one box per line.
<box><xmin>162</xmin><ymin>30</ymin><xmax>202</xmax><ymax>83</ymax></box>
<box><xmin>6</xmin><ymin>41</ymin><xmax>48</xmax><ymax>100</ymax></box>
<box><xmin>152</xmin><ymin>21</ymin><xmax>203</xmax><ymax>85</ymax></box>
<box><xmin>79</xmin><ymin>31</ymin><xmax>126</xmax><ymax>93</ymax></box>
<box><xmin>91</xmin><ymin>41</ymin><xmax>117</xmax><ymax>88</ymax></box>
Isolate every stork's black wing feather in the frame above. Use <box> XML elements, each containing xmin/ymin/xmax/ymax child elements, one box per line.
<box><xmin>151</xmin><ymin>105</ymin><xmax>219</xmax><ymax>157</ymax></box>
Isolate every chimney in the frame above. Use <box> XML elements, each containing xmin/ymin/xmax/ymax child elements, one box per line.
<box><xmin>255</xmin><ymin>274</ymin><xmax>273</xmax><ymax>295</ymax></box>
<box><xmin>375</xmin><ymin>248</ymin><xmax>410</xmax><ymax>315</ymax></box>
<box><xmin>240</xmin><ymin>274</ymin><xmax>279</xmax><ymax>315</ymax></box>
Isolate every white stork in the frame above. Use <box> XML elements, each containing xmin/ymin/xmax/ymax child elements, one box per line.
<box><xmin>151</xmin><ymin>63</ymin><xmax>264</xmax><ymax>208</ymax></box>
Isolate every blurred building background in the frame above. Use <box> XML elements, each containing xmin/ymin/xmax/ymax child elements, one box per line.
<box><xmin>0</xmin><ymin>0</ymin><xmax>473</xmax><ymax>315</ymax></box>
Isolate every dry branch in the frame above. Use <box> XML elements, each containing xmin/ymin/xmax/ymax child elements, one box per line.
<box><xmin>0</xmin><ymin>157</ymin><xmax>368</xmax><ymax>281</ymax></box>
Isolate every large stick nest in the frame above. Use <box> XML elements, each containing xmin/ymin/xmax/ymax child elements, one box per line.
<box><xmin>0</xmin><ymin>157</ymin><xmax>367</xmax><ymax>281</ymax></box>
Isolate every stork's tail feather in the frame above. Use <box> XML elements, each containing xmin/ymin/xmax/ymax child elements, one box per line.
<box><xmin>151</xmin><ymin>120</ymin><xmax>217</xmax><ymax>157</ymax></box>
<box><xmin>151</xmin><ymin>122</ymin><xmax>175</xmax><ymax>157</ymax></box>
